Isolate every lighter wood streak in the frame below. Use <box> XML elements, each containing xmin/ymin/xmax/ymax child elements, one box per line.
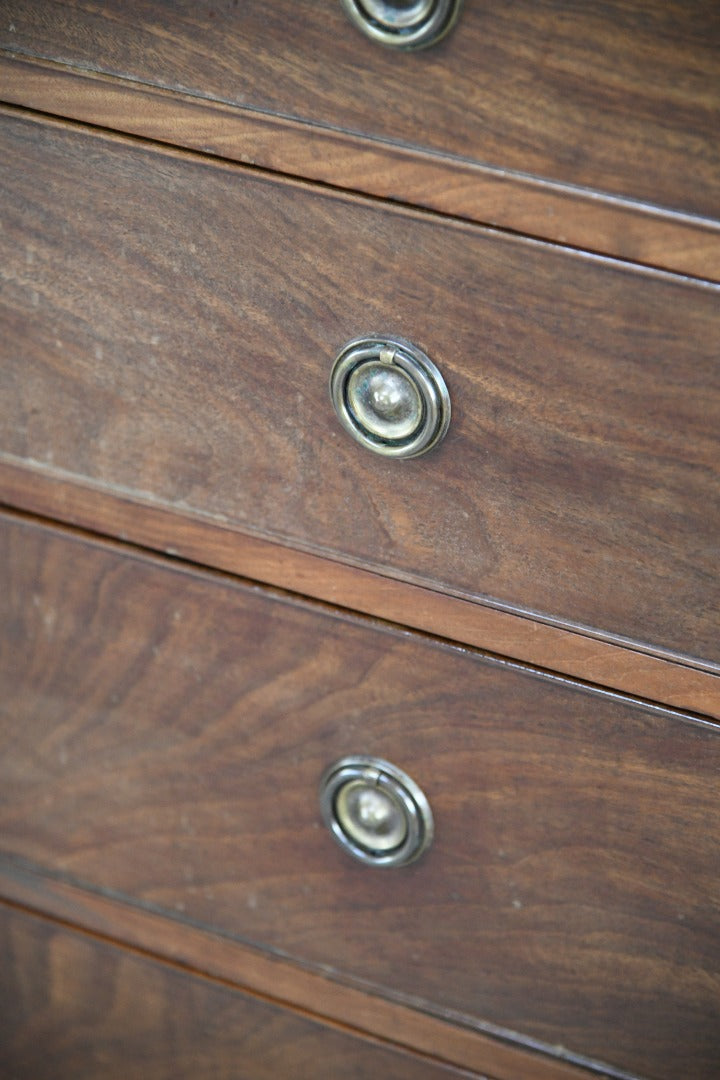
<box><xmin>1</xmin><ymin>458</ymin><xmax>717</xmax><ymax>720</ymax></box>
<box><xmin>0</xmin><ymin>54</ymin><xmax>717</xmax><ymax>282</ymax></box>
<box><xmin>0</xmin><ymin>858</ymin><xmax>623</xmax><ymax>1080</ymax></box>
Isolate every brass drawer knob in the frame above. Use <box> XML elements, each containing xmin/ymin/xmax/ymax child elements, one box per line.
<box><xmin>319</xmin><ymin>756</ymin><xmax>434</xmax><ymax>867</ymax></box>
<box><xmin>330</xmin><ymin>336</ymin><xmax>451</xmax><ymax>458</ymax></box>
<box><xmin>340</xmin><ymin>0</ymin><xmax>462</xmax><ymax>49</ymax></box>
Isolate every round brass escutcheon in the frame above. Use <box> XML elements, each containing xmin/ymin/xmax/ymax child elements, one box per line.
<box><xmin>340</xmin><ymin>0</ymin><xmax>462</xmax><ymax>49</ymax></box>
<box><xmin>319</xmin><ymin>756</ymin><xmax>434</xmax><ymax>867</ymax></box>
<box><xmin>330</xmin><ymin>336</ymin><xmax>450</xmax><ymax>458</ymax></box>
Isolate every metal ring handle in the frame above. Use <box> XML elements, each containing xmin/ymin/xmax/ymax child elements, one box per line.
<box><xmin>340</xmin><ymin>0</ymin><xmax>462</xmax><ymax>49</ymax></box>
<box><xmin>319</xmin><ymin>756</ymin><xmax>434</xmax><ymax>867</ymax></box>
<box><xmin>330</xmin><ymin>336</ymin><xmax>451</xmax><ymax>458</ymax></box>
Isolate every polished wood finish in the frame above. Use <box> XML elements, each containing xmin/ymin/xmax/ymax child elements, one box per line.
<box><xmin>1</xmin><ymin>55</ymin><xmax>718</xmax><ymax>280</ymax></box>
<box><xmin>2</xmin><ymin>110</ymin><xmax>719</xmax><ymax>669</ymax></box>
<box><xmin>2</xmin><ymin>460</ymin><xmax>718</xmax><ymax>721</ymax></box>
<box><xmin>0</xmin><ymin>903</ymin><xmax>476</xmax><ymax>1080</ymax></box>
<box><xmin>2</xmin><ymin>8</ymin><xmax>718</xmax><ymax>1076</ymax></box>
<box><xmin>0</xmin><ymin>861</ymin><xmax>603</xmax><ymax>1080</ymax></box>
<box><xmin>2</xmin><ymin>0</ymin><xmax>718</xmax><ymax>230</ymax></box>
<box><xmin>2</xmin><ymin>512</ymin><xmax>719</xmax><ymax>1080</ymax></box>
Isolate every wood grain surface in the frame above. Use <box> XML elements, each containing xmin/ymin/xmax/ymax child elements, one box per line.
<box><xmin>1</xmin><ymin>109</ymin><xmax>719</xmax><ymax>668</ymax></box>
<box><xmin>3</xmin><ymin>460</ymin><xmax>719</xmax><ymax>720</ymax></box>
<box><xmin>0</xmin><ymin>903</ymin><xmax>477</xmax><ymax>1080</ymax></box>
<box><xmin>0</xmin><ymin>863</ymin><xmax>604</xmax><ymax>1080</ymax></box>
<box><xmin>2</xmin><ymin>55</ymin><xmax>718</xmax><ymax>281</ymax></box>
<box><xmin>1</xmin><ymin>512</ymin><xmax>719</xmax><ymax>1080</ymax></box>
<box><xmin>1</xmin><ymin>0</ymin><xmax>718</xmax><ymax>228</ymax></box>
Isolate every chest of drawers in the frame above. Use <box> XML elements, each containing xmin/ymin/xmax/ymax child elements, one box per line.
<box><xmin>1</xmin><ymin>4</ymin><xmax>719</xmax><ymax>1078</ymax></box>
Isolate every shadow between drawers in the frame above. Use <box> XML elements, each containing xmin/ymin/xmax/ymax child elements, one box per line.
<box><xmin>0</xmin><ymin>854</ymin><xmax>636</xmax><ymax>1080</ymax></box>
<box><xmin>0</xmin><ymin>458</ymin><xmax>718</xmax><ymax>721</ymax></box>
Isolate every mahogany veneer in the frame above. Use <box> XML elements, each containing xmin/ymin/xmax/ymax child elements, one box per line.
<box><xmin>1</xmin><ymin>512</ymin><xmax>718</xmax><ymax>1079</ymax></box>
<box><xmin>0</xmin><ymin>902</ymin><xmax>475</xmax><ymax>1080</ymax></box>
<box><xmin>1</xmin><ymin>0</ymin><xmax>719</xmax><ymax>266</ymax></box>
<box><xmin>1</xmin><ymin>109</ymin><xmax>718</xmax><ymax>672</ymax></box>
<box><xmin>1</xmin><ymin>4</ymin><xmax>718</xmax><ymax>1078</ymax></box>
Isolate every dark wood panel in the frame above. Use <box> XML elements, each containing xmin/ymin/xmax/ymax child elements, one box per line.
<box><xmin>3</xmin><ymin>460</ymin><xmax>719</xmax><ymax>719</ymax></box>
<box><xmin>0</xmin><ymin>862</ymin><xmax>602</xmax><ymax>1080</ymax></box>
<box><xmin>0</xmin><ymin>903</ymin><xmax>472</xmax><ymax>1080</ymax></box>
<box><xmin>2</xmin><ymin>56</ymin><xmax>719</xmax><ymax>281</ymax></box>
<box><xmin>1</xmin><ymin>111</ymin><xmax>719</xmax><ymax>666</ymax></box>
<box><xmin>1</xmin><ymin>0</ymin><xmax>718</xmax><ymax>226</ymax></box>
<box><xmin>1</xmin><ymin>513</ymin><xmax>719</xmax><ymax>1079</ymax></box>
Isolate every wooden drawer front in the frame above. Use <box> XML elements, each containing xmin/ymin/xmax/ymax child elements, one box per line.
<box><xmin>0</xmin><ymin>904</ymin><xmax>462</xmax><ymax>1080</ymax></box>
<box><xmin>2</xmin><ymin>112</ymin><xmax>719</xmax><ymax>669</ymax></box>
<box><xmin>2</xmin><ymin>0</ymin><xmax>718</xmax><ymax>224</ymax></box>
<box><xmin>2</xmin><ymin>514</ymin><xmax>719</xmax><ymax>1080</ymax></box>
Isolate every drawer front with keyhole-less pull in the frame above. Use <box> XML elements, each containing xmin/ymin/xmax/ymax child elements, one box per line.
<box><xmin>1</xmin><ymin>511</ymin><xmax>719</xmax><ymax>1080</ymax></box>
<box><xmin>2</xmin><ymin>111</ymin><xmax>719</xmax><ymax>672</ymax></box>
<box><xmin>2</xmin><ymin>0</ymin><xmax>718</xmax><ymax>230</ymax></box>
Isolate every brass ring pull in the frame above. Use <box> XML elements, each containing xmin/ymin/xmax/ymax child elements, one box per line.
<box><xmin>340</xmin><ymin>0</ymin><xmax>462</xmax><ymax>50</ymax></box>
<box><xmin>319</xmin><ymin>756</ymin><xmax>434</xmax><ymax>867</ymax></box>
<box><xmin>330</xmin><ymin>335</ymin><xmax>451</xmax><ymax>459</ymax></box>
